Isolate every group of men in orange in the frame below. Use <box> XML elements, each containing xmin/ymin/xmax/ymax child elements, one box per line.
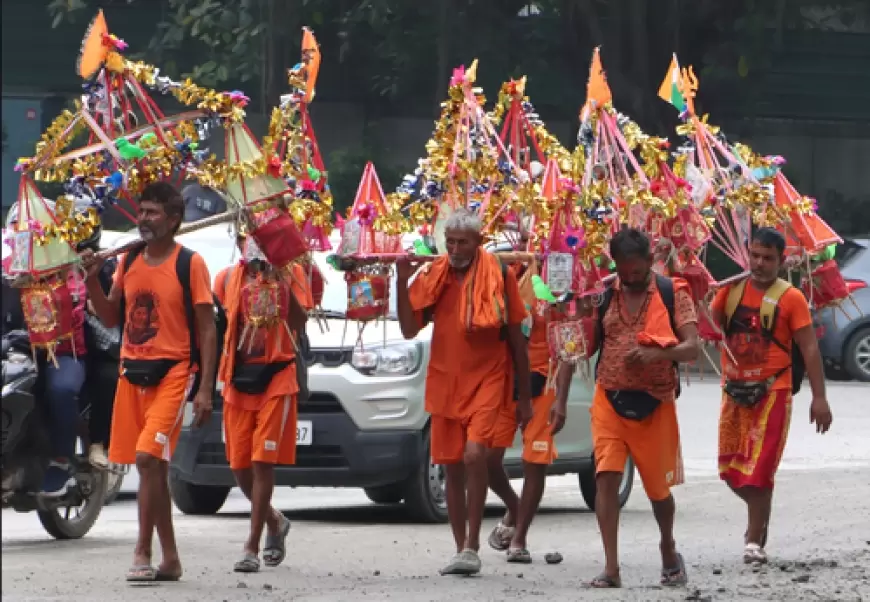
<box><xmin>82</xmin><ymin>182</ymin><xmax>832</xmax><ymax>587</ymax></box>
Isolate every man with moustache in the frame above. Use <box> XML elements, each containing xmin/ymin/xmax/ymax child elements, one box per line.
<box><xmin>396</xmin><ymin>208</ymin><xmax>532</xmax><ymax>576</ymax></box>
<box><xmin>83</xmin><ymin>181</ymin><xmax>216</xmax><ymax>583</ymax></box>
<box><xmin>585</xmin><ymin>227</ymin><xmax>699</xmax><ymax>589</ymax></box>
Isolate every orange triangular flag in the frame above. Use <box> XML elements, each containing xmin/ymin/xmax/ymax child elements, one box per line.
<box><xmin>540</xmin><ymin>158</ymin><xmax>562</xmax><ymax>201</ymax></box>
<box><xmin>580</xmin><ymin>47</ymin><xmax>612</xmax><ymax>121</ymax></box>
<box><xmin>774</xmin><ymin>173</ymin><xmax>841</xmax><ymax>253</ymax></box>
<box><xmin>301</xmin><ymin>27</ymin><xmax>321</xmax><ymax>103</ymax></box>
<box><xmin>77</xmin><ymin>10</ymin><xmax>109</xmax><ymax>79</ymax></box>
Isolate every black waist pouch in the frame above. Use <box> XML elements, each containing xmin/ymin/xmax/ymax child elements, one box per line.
<box><xmin>231</xmin><ymin>360</ymin><xmax>292</xmax><ymax>395</ymax></box>
<box><xmin>605</xmin><ymin>389</ymin><xmax>662</xmax><ymax>421</ymax></box>
<box><xmin>724</xmin><ymin>378</ymin><xmax>774</xmax><ymax>408</ymax></box>
<box><xmin>121</xmin><ymin>359</ymin><xmax>180</xmax><ymax>388</ymax></box>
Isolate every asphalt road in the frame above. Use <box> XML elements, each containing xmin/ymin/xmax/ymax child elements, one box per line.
<box><xmin>2</xmin><ymin>381</ymin><xmax>869</xmax><ymax>602</ymax></box>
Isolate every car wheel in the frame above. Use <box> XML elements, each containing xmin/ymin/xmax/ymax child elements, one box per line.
<box><xmin>578</xmin><ymin>456</ymin><xmax>635</xmax><ymax>511</ymax></box>
<box><xmin>844</xmin><ymin>327</ymin><xmax>870</xmax><ymax>382</ymax></box>
<box><xmin>402</xmin><ymin>429</ymin><xmax>448</xmax><ymax>523</ymax></box>
<box><xmin>364</xmin><ymin>484</ymin><xmax>404</xmax><ymax>504</ymax></box>
<box><xmin>168</xmin><ymin>469</ymin><xmax>231</xmax><ymax>515</ymax></box>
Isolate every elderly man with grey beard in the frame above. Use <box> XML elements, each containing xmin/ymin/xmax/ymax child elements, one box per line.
<box><xmin>396</xmin><ymin>208</ymin><xmax>532</xmax><ymax>576</ymax></box>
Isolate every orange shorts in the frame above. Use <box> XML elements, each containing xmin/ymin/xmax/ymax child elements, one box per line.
<box><xmin>430</xmin><ymin>404</ymin><xmax>501</xmax><ymax>465</ymax></box>
<box><xmin>492</xmin><ymin>391</ymin><xmax>559</xmax><ymax>464</ymax></box>
<box><xmin>108</xmin><ymin>362</ymin><xmax>194</xmax><ymax>465</ymax></box>
<box><xmin>223</xmin><ymin>395</ymin><xmax>298</xmax><ymax>470</ymax></box>
<box><xmin>590</xmin><ymin>385</ymin><xmax>683</xmax><ymax>501</ymax></box>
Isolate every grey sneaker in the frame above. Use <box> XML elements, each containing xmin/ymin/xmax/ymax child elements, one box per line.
<box><xmin>440</xmin><ymin>549</ymin><xmax>481</xmax><ymax>576</ymax></box>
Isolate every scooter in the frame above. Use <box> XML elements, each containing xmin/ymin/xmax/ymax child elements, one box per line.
<box><xmin>1</xmin><ymin>330</ymin><xmax>108</xmax><ymax>539</ymax></box>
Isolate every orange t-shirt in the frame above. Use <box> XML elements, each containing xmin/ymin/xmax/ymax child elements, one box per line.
<box><xmin>423</xmin><ymin>268</ymin><xmax>528</xmax><ymax>419</ymax></box>
<box><xmin>214</xmin><ymin>266</ymin><xmax>231</xmax><ymax>306</ymax></box>
<box><xmin>710</xmin><ymin>282</ymin><xmax>812</xmax><ymax>390</ymax></box>
<box><xmin>221</xmin><ymin>264</ymin><xmax>313</xmax><ymax>410</ymax></box>
<box><xmin>596</xmin><ymin>277</ymin><xmax>697</xmax><ymax>401</ymax></box>
<box><xmin>527</xmin><ymin>303</ymin><xmax>551</xmax><ymax>376</ymax></box>
<box><xmin>114</xmin><ymin>244</ymin><xmax>212</xmax><ymax>361</ymax></box>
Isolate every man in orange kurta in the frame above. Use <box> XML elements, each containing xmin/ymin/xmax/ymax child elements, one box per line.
<box><xmin>397</xmin><ymin>208</ymin><xmax>531</xmax><ymax>576</ymax></box>
<box><xmin>487</xmin><ymin>268</ymin><xmax>572</xmax><ymax>563</ymax></box>
<box><xmin>216</xmin><ymin>237</ymin><xmax>311</xmax><ymax>573</ymax></box>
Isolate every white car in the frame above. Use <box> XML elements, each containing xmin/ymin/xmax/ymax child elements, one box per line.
<box><xmin>100</xmin><ymin>225</ymin><xmax>634</xmax><ymax>517</ymax></box>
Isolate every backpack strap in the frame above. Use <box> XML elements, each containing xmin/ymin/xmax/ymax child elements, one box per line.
<box><xmin>760</xmin><ymin>278</ymin><xmax>793</xmax><ymax>354</ymax></box>
<box><xmin>499</xmin><ymin>259</ymin><xmax>510</xmax><ymax>341</ymax></box>
<box><xmin>723</xmin><ymin>278</ymin><xmax>748</xmax><ymax>331</ymax></box>
<box><xmin>655</xmin><ymin>273</ymin><xmax>677</xmax><ymax>334</ymax></box>
<box><xmin>175</xmin><ymin>246</ymin><xmax>197</xmax><ymax>368</ymax></box>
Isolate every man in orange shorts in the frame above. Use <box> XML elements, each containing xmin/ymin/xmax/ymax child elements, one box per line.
<box><xmin>397</xmin><ymin>208</ymin><xmax>532</xmax><ymax>576</ymax></box>
<box><xmin>84</xmin><ymin>182</ymin><xmax>217</xmax><ymax>583</ymax></box>
<box><xmin>710</xmin><ymin>227</ymin><xmax>832</xmax><ymax>564</ymax></box>
<box><xmin>487</xmin><ymin>294</ymin><xmax>572</xmax><ymax>563</ymax></box>
<box><xmin>584</xmin><ymin>228</ymin><xmax>699</xmax><ymax>589</ymax></box>
<box><xmin>215</xmin><ymin>233</ymin><xmax>311</xmax><ymax>573</ymax></box>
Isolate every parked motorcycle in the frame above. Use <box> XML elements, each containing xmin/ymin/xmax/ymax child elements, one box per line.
<box><xmin>1</xmin><ymin>330</ymin><xmax>108</xmax><ymax>539</ymax></box>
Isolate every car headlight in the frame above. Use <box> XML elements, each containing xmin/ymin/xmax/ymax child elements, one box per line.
<box><xmin>351</xmin><ymin>342</ymin><xmax>422</xmax><ymax>376</ymax></box>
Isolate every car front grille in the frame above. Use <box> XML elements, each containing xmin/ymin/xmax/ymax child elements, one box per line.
<box><xmin>197</xmin><ymin>442</ymin><xmax>348</xmax><ymax>468</ymax></box>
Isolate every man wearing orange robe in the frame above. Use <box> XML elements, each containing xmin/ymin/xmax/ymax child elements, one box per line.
<box><xmin>396</xmin><ymin>208</ymin><xmax>532</xmax><ymax>576</ymax></box>
<box><xmin>710</xmin><ymin>227</ymin><xmax>832</xmax><ymax>564</ymax></box>
<box><xmin>216</xmin><ymin>236</ymin><xmax>311</xmax><ymax>572</ymax></box>
<box><xmin>585</xmin><ymin>228</ymin><xmax>699</xmax><ymax>589</ymax></box>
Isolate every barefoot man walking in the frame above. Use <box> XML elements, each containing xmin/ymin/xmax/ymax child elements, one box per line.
<box><xmin>710</xmin><ymin>227</ymin><xmax>832</xmax><ymax>564</ymax></box>
<box><xmin>396</xmin><ymin>208</ymin><xmax>532</xmax><ymax>576</ymax></box>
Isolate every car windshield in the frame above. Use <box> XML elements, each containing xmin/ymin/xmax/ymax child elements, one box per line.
<box><xmin>834</xmin><ymin>239</ymin><xmax>870</xmax><ymax>282</ymax></box>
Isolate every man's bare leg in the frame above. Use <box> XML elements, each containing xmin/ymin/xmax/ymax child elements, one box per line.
<box><xmin>152</xmin><ymin>460</ymin><xmax>182</xmax><ymax>577</ymax></box>
<box><xmin>464</xmin><ymin>441</ymin><xmax>489</xmax><ymax>551</ymax></box>
<box><xmin>444</xmin><ymin>463</ymin><xmax>467</xmax><ymax>553</ymax></box>
<box><xmin>650</xmin><ymin>494</ymin><xmax>679</xmax><ymax>568</ymax></box>
<box><xmin>486</xmin><ymin>447</ymin><xmax>519</xmax><ymax>528</ymax></box>
<box><xmin>594</xmin><ymin>471</ymin><xmax>623</xmax><ymax>583</ymax></box>
<box><xmin>728</xmin><ymin>483</ymin><xmax>771</xmax><ymax>546</ymax></box>
<box><xmin>510</xmin><ymin>462</ymin><xmax>547</xmax><ymax>550</ymax></box>
<box><xmin>232</xmin><ymin>467</ymin><xmax>282</xmax><ymax>544</ymax></box>
<box><xmin>131</xmin><ymin>454</ymin><xmax>162</xmax><ymax>572</ymax></box>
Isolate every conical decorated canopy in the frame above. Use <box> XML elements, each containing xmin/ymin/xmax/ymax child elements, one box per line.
<box><xmin>6</xmin><ymin>176</ymin><xmax>79</xmax><ymax>277</ymax></box>
<box><xmin>224</xmin><ymin>122</ymin><xmax>289</xmax><ymax>207</ymax></box>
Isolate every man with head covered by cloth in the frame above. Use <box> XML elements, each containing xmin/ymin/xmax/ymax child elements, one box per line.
<box><xmin>396</xmin><ymin>208</ymin><xmax>532</xmax><ymax>576</ymax></box>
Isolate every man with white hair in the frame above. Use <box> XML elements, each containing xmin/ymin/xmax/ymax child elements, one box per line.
<box><xmin>397</xmin><ymin>208</ymin><xmax>532</xmax><ymax>576</ymax></box>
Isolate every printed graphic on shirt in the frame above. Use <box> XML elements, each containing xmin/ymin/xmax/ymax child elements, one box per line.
<box><xmin>725</xmin><ymin>304</ymin><xmax>768</xmax><ymax>368</ymax></box>
<box><xmin>126</xmin><ymin>290</ymin><xmax>160</xmax><ymax>347</ymax></box>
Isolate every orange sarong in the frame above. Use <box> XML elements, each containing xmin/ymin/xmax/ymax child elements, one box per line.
<box><xmin>718</xmin><ymin>389</ymin><xmax>792</xmax><ymax>490</ymax></box>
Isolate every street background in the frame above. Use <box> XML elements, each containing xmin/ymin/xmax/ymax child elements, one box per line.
<box><xmin>3</xmin><ymin>381</ymin><xmax>868</xmax><ymax>601</ymax></box>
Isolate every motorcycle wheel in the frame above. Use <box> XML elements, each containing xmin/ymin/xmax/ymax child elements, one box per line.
<box><xmin>37</xmin><ymin>468</ymin><xmax>108</xmax><ymax>540</ymax></box>
<box><xmin>103</xmin><ymin>470</ymin><xmax>124</xmax><ymax>506</ymax></box>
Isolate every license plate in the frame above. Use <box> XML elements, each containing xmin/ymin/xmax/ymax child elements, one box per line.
<box><xmin>296</xmin><ymin>420</ymin><xmax>313</xmax><ymax>446</ymax></box>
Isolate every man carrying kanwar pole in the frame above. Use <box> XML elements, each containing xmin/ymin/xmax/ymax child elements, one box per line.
<box><xmin>584</xmin><ymin>227</ymin><xmax>699</xmax><ymax>589</ymax></box>
<box><xmin>710</xmin><ymin>227</ymin><xmax>832</xmax><ymax>565</ymax></box>
<box><xmin>396</xmin><ymin>207</ymin><xmax>532</xmax><ymax>576</ymax></box>
<box><xmin>215</xmin><ymin>229</ymin><xmax>312</xmax><ymax>573</ymax></box>
<box><xmin>486</xmin><ymin>247</ymin><xmax>572</xmax><ymax>563</ymax></box>
<box><xmin>82</xmin><ymin>182</ymin><xmax>217</xmax><ymax>583</ymax></box>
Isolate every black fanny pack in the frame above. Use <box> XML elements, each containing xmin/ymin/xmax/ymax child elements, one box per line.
<box><xmin>724</xmin><ymin>366</ymin><xmax>787</xmax><ymax>408</ymax></box>
<box><xmin>231</xmin><ymin>360</ymin><xmax>292</xmax><ymax>395</ymax></box>
<box><xmin>605</xmin><ymin>389</ymin><xmax>662</xmax><ymax>421</ymax></box>
<box><xmin>122</xmin><ymin>359</ymin><xmax>180</xmax><ymax>388</ymax></box>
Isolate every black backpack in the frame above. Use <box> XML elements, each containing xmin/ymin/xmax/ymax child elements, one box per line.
<box><xmin>119</xmin><ymin>246</ymin><xmax>227</xmax><ymax>400</ymax></box>
<box><xmin>595</xmin><ymin>273</ymin><xmax>682</xmax><ymax>399</ymax></box>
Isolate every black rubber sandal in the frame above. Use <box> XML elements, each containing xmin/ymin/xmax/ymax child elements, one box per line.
<box><xmin>589</xmin><ymin>572</ymin><xmax>622</xmax><ymax>588</ymax></box>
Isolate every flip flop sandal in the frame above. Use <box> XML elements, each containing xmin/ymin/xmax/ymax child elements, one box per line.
<box><xmin>233</xmin><ymin>553</ymin><xmax>261</xmax><ymax>573</ymax></box>
<box><xmin>588</xmin><ymin>572</ymin><xmax>622</xmax><ymax>588</ymax></box>
<box><xmin>743</xmin><ymin>543</ymin><xmax>768</xmax><ymax>565</ymax></box>
<box><xmin>506</xmin><ymin>548</ymin><xmax>532</xmax><ymax>564</ymax></box>
<box><xmin>487</xmin><ymin>522</ymin><xmax>514</xmax><ymax>551</ymax></box>
<box><xmin>125</xmin><ymin>565</ymin><xmax>157</xmax><ymax>582</ymax></box>
<box><xmin>263</xmin><ymin>515</ymin><xmax>291</xmax><ymax>568</ymax></box>
<box><xmin>661</xmin><ymin>552</ymin><xmax>688</xmax><ymax>587</ymax></box>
